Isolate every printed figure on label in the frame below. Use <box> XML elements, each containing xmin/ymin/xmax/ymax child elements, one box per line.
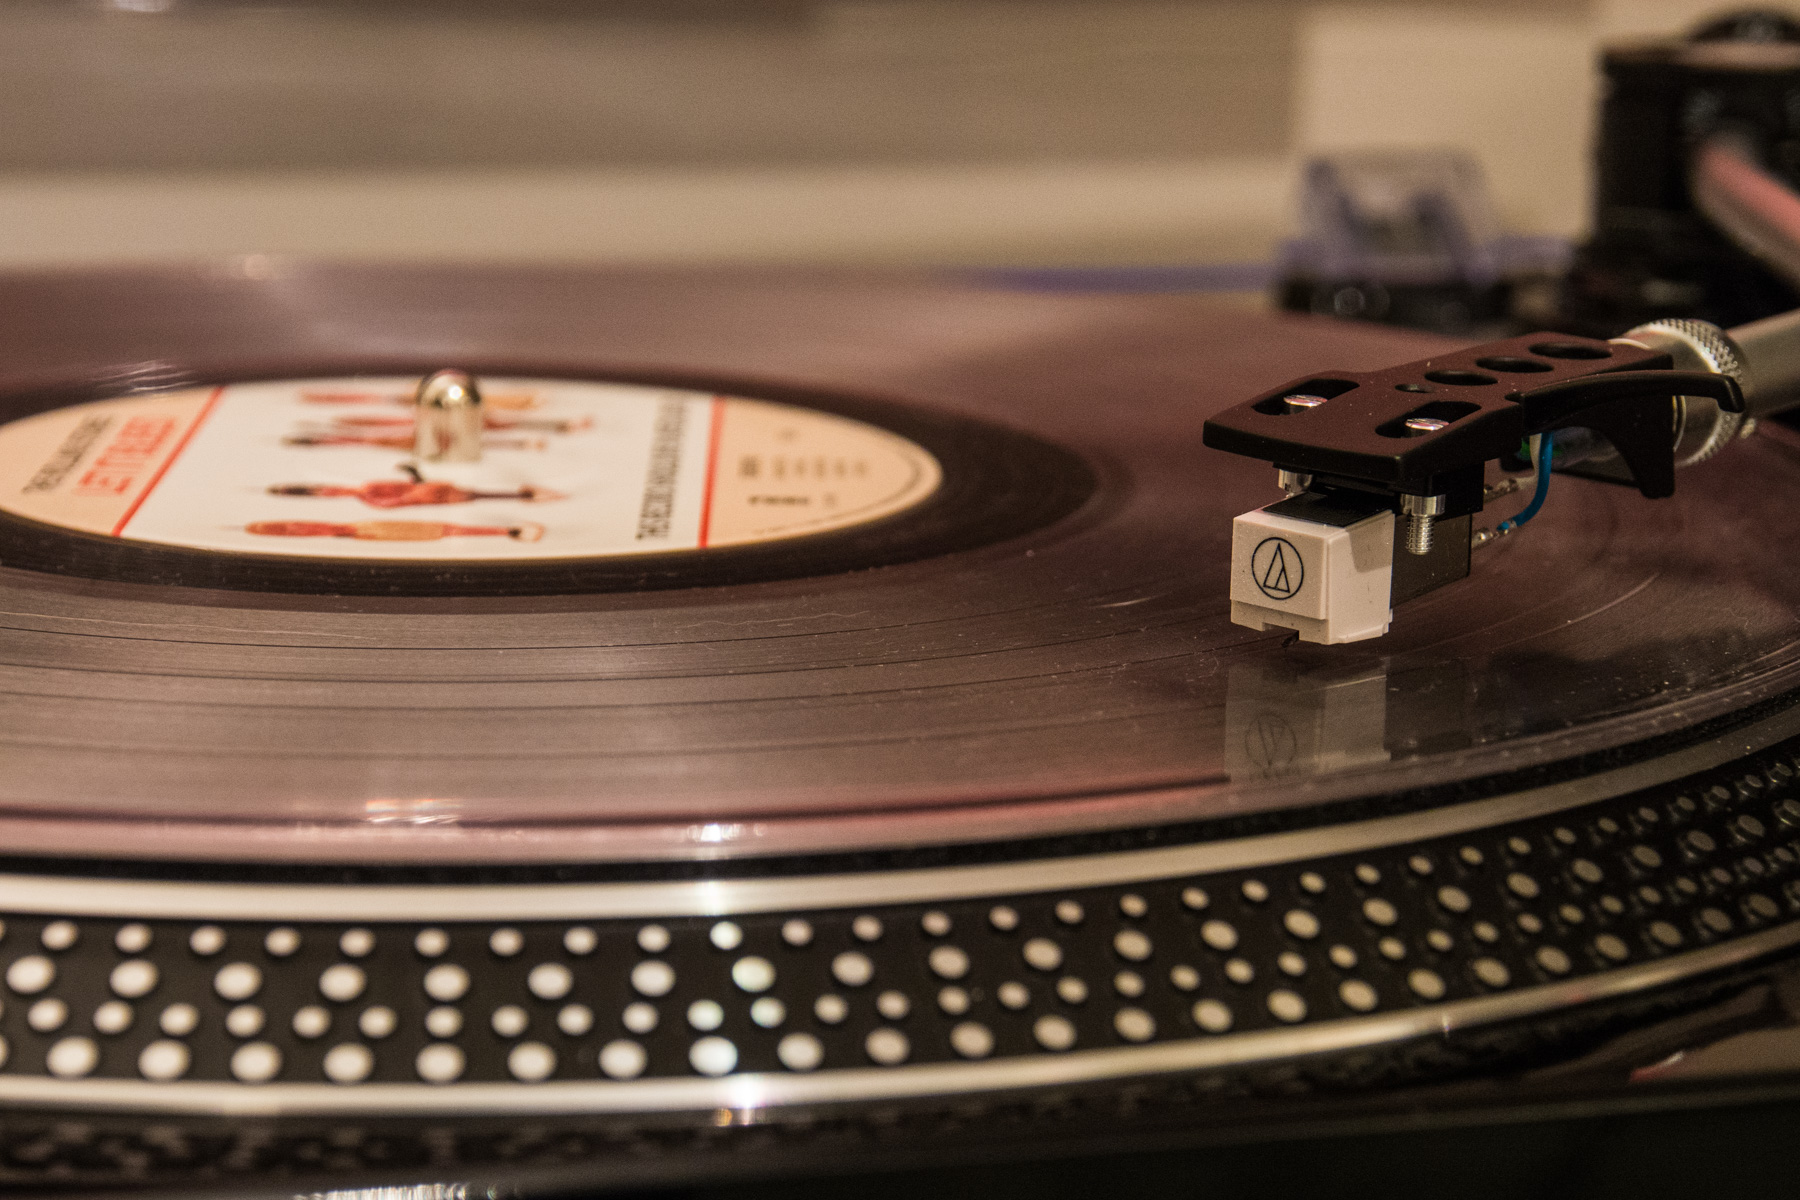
<box><xmin>283</xmin><ymin>431</ymin><xmax>548</xmax><ymax>452</ymax></box>
<box><xmin>302</xmin><ymin>389</ymin><xmax>544</xmax><ymax>412</ymax></box>
<box><xmin>266</xmin><ymin>473</ymin><xmax>565</xmax><ymax>509</ymax></box>
<box><xmin>246</xmin><ymin>520</ymin><xmax>546</xmax><ymax>542</ymax></box>
<box><xmin>324</xmin><ymin>414</ymin><xmax>593</xmax><ymax>435</ymax></box>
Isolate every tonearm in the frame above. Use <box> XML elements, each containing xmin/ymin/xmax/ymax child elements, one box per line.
<box><xmin>1201</xmin><ymin>310</ymin><xmax>1800</xmax><ymax>643</ymax></box>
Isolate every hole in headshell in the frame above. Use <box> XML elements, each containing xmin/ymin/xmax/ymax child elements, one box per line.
<box><xmin>1253</xmin><ymin>377</ymin><xmax>1359</xmax><ymax>415</ymax></box>
<box><xmin>1474</xmin><ymin>356</ymin><xmax>1554</xmax><ymax>373</ymax></box>
<box><xmin>1528</xmin><ymin>341</ymin><xmax>1612</xmax><ymax>360</ymax></box>
<box><xmin>1423</xmin><ymin>369</ymin><xmax>1498</xmax><ymax>386</ymax></box>
<box><xmin>1411</xmin><ymin>368</ymin><xmax>1497</xmax><ymax>386</ymax></box>
<box><xmin>1377</xmin><ymin>400</ymin><xmax>1481</xmax><ymax>438</ymax></box>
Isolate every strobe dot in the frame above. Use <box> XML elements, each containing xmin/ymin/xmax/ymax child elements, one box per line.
<box><xmin>732</xmin><ymin>957</ymin><xmax>776</xmax><ymax>993</ymax></box>
<box><xmin>1033</xmin><ymin>1015</ymin><xmax>1076</xmax><ymax>1051</ymax></box>
<box><xmin>417</xmin><ymin>1043</ymin><xmax>464</xmax><ymax>1084</ymax></box>
<box><xmin>1113</xmin><ymin>930</ymin><xmax>1152</xmax><ymax>961</ymax></box>
<box><xmin>160</xmin><ymin>1004</ymin><xmax>198</xmax><ymax>1037</ymax></box>
<box><xmin>319</xmin><ymin>964</ymin><xmax>366</xmax><ymax>1003</ymax></box>
<box><xmin>425</xmin><ymin>1007</ymin><xmax>463</xmax><ymax>1038</ymax></box>
<box><xmin>508</xmin><ymin>1042</ymin><xmax>556</xmax><ymax>1082</ymax></box>
<box><xmin>226</xmin><ymin>1005</ymin><xmax>264</xmax><ymax>1038</ymax></box>
<box><xmin>1283</xmin><ymin>910</ymin><xmax>1321</xmax><ymax>939</ymax></box>
<box><xmin>1193</xmin><ymin>999</ymin><xmax>1233</xmax><ymax>1033</ymax></box>
<box><xmin>110</xmin><ymin>960</ymin><xmax>157</xmax><ymax>999</ymax></box>
<box><xmin>139</xmin><ymin>1040</ymin><xmax>188</xmax><ymax>1082</ymax></box>
<box><xmin>292</xmin><ymin>1006</ymin><xmax>331</xmax><ymax>1039</ymax></box>
<box><xmin>600</xmin><ymin>1040</ymin><xmax>647</xmax><ymax>1079</ymax></box>
<box><xmin>929</xmin><ymin>945</ymin><xmax>970</xmax><ymax>980</ymax></box>
<box><xmin>6</xmin><ymin>956</ymin><xmax>53</xmax><ymax>995</ymax></box>
<box><xmin>831</xmin><ymin>952</ymin><xmax>874</xmax><ymax>988</ymax></box>
<box><xmin>231</xmin><ymin>1042</ymin><xmax>281</xmax><ymax>1084</ymax></box>
<box><xmin>213</xmin><ymin>963</ymin><xmax>262</xmax><ymax>1002</ymax></box>
<box><xmin>865</xmin><ymin>1028</ymin><xmax>910</xmax><ymax>1065</ymax></box>
<box><xmin>324</xmin><ymin>1043</ymin><xmax>374</xmax><ymax>1084</ymax></box>
<box><xmin>47</xmin><ymin>1037</ymin><xmax>98</xmax><ymax>1079</ymax></box>
<box><xmin>950</xmin><ymin>1022</ymin><xmax>994</xmax><ymax>1059</ymax></box>
<box><xmin>93</xmin><ymin>1001</ymin><xmax>132</xmax><ymax>1035</ymax></box>
<box><xmin>1114</xmin><ymin>1008</ymin><xmax>1156</xmax><ymax>1042</ymax></box>
<box><xmin>360</xmin><ymin>1006</ymin><xmax>398</xmax><ymax>1039</ymax></box>
<box><xmin>778</xmin><ymin>1033</ymin><xmax>823</xmax><ymax>1072</ymax></box>
<box><xmin>631</xmin><ymin>961</ymin><xmax>676</xmax><ymax>997</ymax></box>
<box><xmin>1267</xmin><ymin>990</ymin><xmax>1307</xmax><ymax>1023</ymax></box>
<box><xmin>622</xmin><ymin>1002</ymin><xmax>658</xmax><ymax>1034</ymax></box>
<box><xmin>28</xmin><ymin>999</ymin><xmax>66</xmax><ymax>1032</ymax></box>
<box><xmin>424</xmin><ymin>963</ymin><xmax>470</xmax><ymax>1002</ymax></box>
<box><xmin>528</xmin><ymin>962</ymin><xmax>574</xmax><ymax>1001</ymax></box>
<box><xmin>690</xmin><ymin>1037</ymin><xmax>738</xmax><ymax>1077</ymax></box>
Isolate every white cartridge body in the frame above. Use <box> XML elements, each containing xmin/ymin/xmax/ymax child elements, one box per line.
<box><xmin>1229</xmin><ymin>506</ymin><xmax>1394</xmax><ymax>645</ymax></box>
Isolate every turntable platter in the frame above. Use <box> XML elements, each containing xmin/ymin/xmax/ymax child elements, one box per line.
<box><xmin>0</xmin><ymin>265</ymin><xmax>1796</xmax><ymax>864</ymax></box>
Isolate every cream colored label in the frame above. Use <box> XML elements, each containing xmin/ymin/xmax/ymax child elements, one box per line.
<box><xmin>0</xmin><ymin>377</ymin><xmax>941</xmax><ymax>560</ymax></box>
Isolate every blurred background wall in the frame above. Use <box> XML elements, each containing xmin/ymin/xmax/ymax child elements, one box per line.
<box><xmin>0</xmin><ymin>0</ymin><xmax>1762</xmax><ymax>268</ymax></box>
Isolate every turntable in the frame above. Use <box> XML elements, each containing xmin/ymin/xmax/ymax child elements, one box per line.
<box><xmin>0</xmin><ymin>261</ymin><xmax>1791</xmax><ymax>1196</ymax></box>
<box><xmin>13</xmin><ymin>4</ymin><xmax>1800</xmax><ymax>1197</ymax></box>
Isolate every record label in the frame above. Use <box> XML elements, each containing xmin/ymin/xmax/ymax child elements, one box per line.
<box><xmin>0</xmin><ymin>376</ymin><xmax>943</xmax><ymax>561</ymax></box>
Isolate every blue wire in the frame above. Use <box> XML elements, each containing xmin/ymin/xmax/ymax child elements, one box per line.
<box><xmin>1495</xmin><ymin>432</ymin><xmax>1555</xmax><ymax>534</ymax></box>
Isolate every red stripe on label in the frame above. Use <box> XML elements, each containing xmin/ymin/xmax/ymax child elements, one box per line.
<box><xmin>110</xmin><ymin>385</ymin><xmax>226</xmax><ymax>538</ymax></box>
<box><xmin>696</xmin><ymin>396</ymin><xmax>726</xmax><ymax>548</ymax></box>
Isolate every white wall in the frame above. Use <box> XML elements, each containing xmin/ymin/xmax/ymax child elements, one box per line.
<box><xmin>1296</xmin><ymin>5</ymin><xmax>1597</xmax><ymax>237</ymax></box>
<box><xmin>0</xmin><ymin>0</ymin><xmax>1749</xmax><ymax>268</ymax></box>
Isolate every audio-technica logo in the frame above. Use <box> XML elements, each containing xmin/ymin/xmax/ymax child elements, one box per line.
<box><xmin>1250</xmin><ymin>536</ymin><xmax>1303</xmax><ymax>600</ymax></box>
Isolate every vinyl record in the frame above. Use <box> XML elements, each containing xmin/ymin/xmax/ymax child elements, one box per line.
<box><xmin>0</xmin><ymin>265</ymin><xmax>1795</xmax><ymax>865</ymax></box>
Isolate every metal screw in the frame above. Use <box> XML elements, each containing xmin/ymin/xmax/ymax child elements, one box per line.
<box><xmin>1405</xmin><ymin>514</ymin><xmax>1434</xmax><ymax>555</ymax></box>
<box><xmin>1403</xmin><ymin>417</ymin><xmax>1449</xmax><ymax>434</ymax></box>
<box><xmin>1276</xmin><ymin>469</ymin><xmax>1313</xmax><ymax>497</ymax></box>
<box><xmin>1282</xmin><ymin>394</ymin><xmax>1328</xmax><ymax>411</ymax></box>
<box><xmin>414</xmin><ymin>369</ymin><xmax>484</xmax><ymax>463</ymax></box>
<box><xmin>1399</xmin><ymin>493</ymin><xmax>1447</xmax><ymax>557</ymax></box>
